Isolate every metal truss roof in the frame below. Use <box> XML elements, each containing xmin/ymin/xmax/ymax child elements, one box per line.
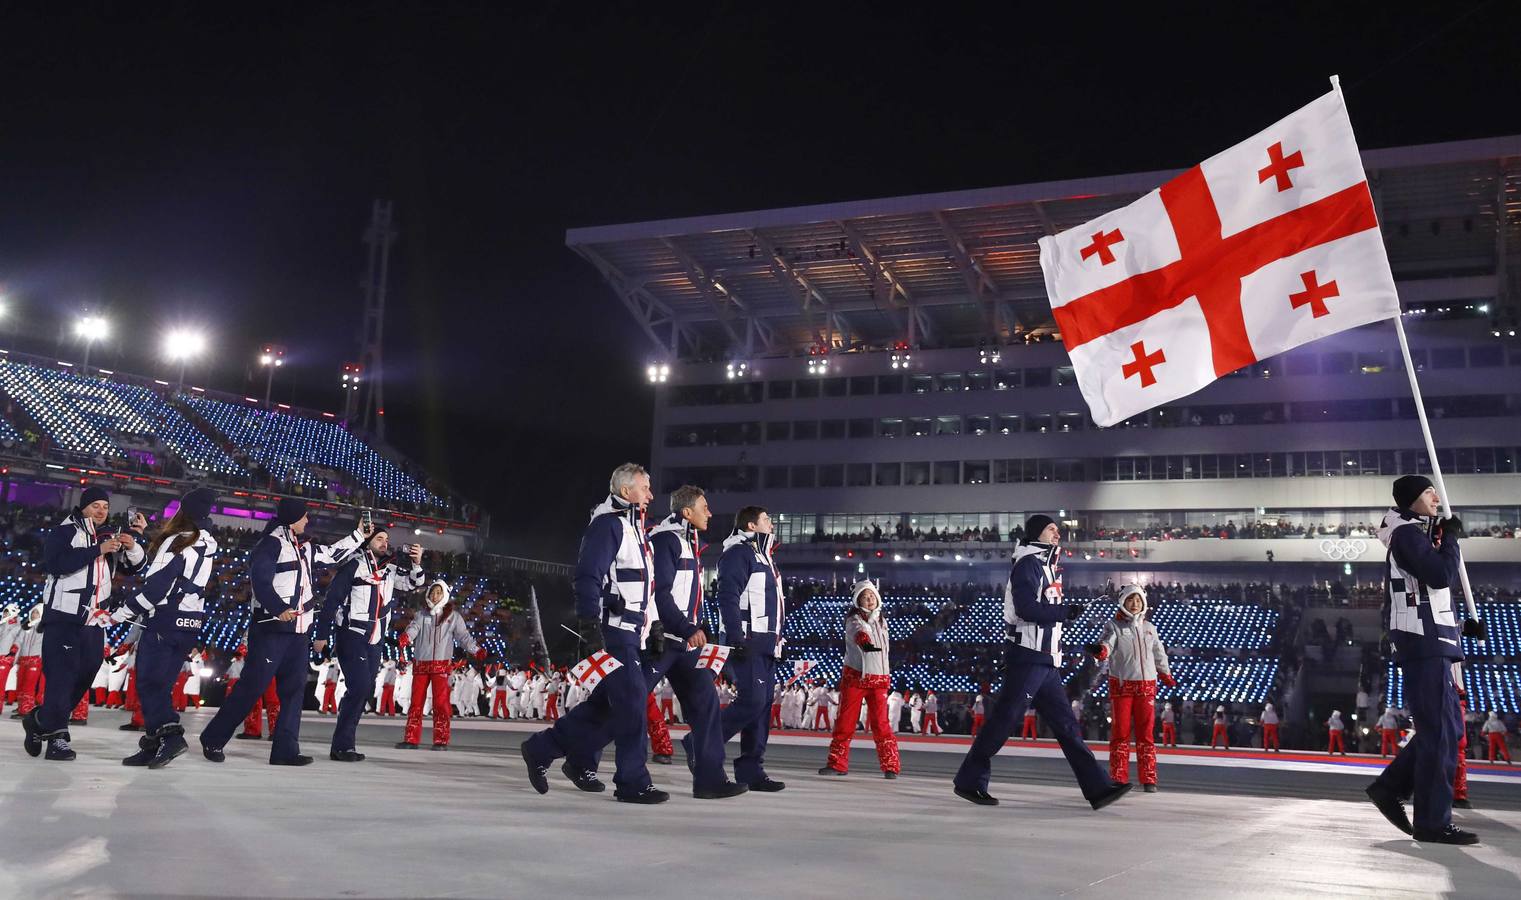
<box><xmin>567</xmin><ymin>135</ymin><xmax>1521</xmax><ymax>358</ymax></box>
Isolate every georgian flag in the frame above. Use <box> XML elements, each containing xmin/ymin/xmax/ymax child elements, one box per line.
<box><xmin>785</xmin><ymin>659</ymin><xmax>818</xmax><ymax>686</ymax></box>
<box><xmin>569</xmin><ymin>650</ymin><xmax>623</xmax><ymax>689</ymax></box>
<box><xmin>1039</xmin><ymin>80</ymin><xmax>1400</xmax><ymax>427</ymax></box>
<box><xmin>693</xmin><ymin>644</ymin><xmax>732</xmax><ymax>676</ymax></box>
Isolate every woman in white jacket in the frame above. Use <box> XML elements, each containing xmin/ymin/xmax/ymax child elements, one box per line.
<box><xmin>1086</xmin><ymin>585</ymin><xmax>1174</xmax><ymax>792</ymax></box>
<box><xmin>819</xmin><ymin>580</ymin><xmax>901</xmax><ymax>778</ymax></box>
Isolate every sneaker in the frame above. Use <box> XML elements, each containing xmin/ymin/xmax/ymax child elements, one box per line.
<box><xmin>1089</xmin><ymin>782</ymin><xmax>1133</xmax><ymax>811</ymax></box>
<box><xmin>1142</xmin><ymin>783</ymin><xmax>1158</xmax><ymax>793</ymax></box>
<box><xmin>235</xmin><ymin>733</ymin><xmax>262</xmax><ymax>741</ymax></box>
<box><xmin>200</xmin><ymin>740</ymin><xmax>225</xmax><ymax>763</ymax></box>
<box><xmin>614</xmin><ymin>785</ymin><xmax>670</xmax><ymax>804</ymax></box>
<box><xmin>431</xmin><ymin>744</ymin><xmax>448</xmax><ymax>752</ymax></box>
<box><xmin>817</xmin><ymin>766</ymin><xmax>847</xmax><ymax>776</ymax></box>
<box><xmin>562</xmin><ymin>762</ymin><xmax>606</xmax><ymax>793</ymax></box>
<box><xmin>123</xmin><ymin>735</ymin><xmax>159</xmax><ymax>767</ymax></box>
<box><xmin>746</xmin><ymin>777</ymin><xmax>786</xmax><ymax>792</ymax></box>
<box><xmin>269</xmin><ymin>755</ymin><xmax>314</xmax><ymax>767</ymax></box>
<box><xmin>21</xmin><ymin>710</ymin><xmax>42</xmax><ymax>758</ymax></box>
<box><xmin>44</xmin><ymin>734</ymin><xmax>77</xmax><ymax>761</ymax></box>
<box><xmin>1453</xmin><ymin>798</ymin><xmax>1473</xmax><ymax>809</ymax></box>
<box><xmin>693</xmin><ymin>781</ymin><xmax>748</xmax><ymax>800</ymax></box>
<box><xmin>1412</xmin><ymin>824</ymin><xmax>1479</xmax><ymax>845</ymax></box>
<box><xmin>147</xmin><ymin>726</ymin><xmax>188</xmax><ymax>770</ymax></box>
<box><xmin>330</xmin><ymin>750</ymin><xmax>366</xmax><ymax>762</ymax></box>
<box><xmin>651</xmin><ymin>754</ymin><xmax>673</xmax><ymax>765</ymax></box>
<box><xmin>394</xmin><ymin>742</ymin><xmax>419</xmax><ymax>749</ymax></box>
<box><xmin>1364</xmin><ymin>782</ymin><xmax>1413</xmax><ymax>835</ymax></box>
<box><xmin>520</xmin><ymin>745</ymin><xmax>550</xmax><ymax>795</ymax></box>
<box><xmin>884</xmin><ymin>771</ymin><xmax>898</xmax><ymax>780</ymax></box>
<box><xmin>954</xmin><ymin>786</ymin><xmax>999</xmax><ymax>806</ymax></box>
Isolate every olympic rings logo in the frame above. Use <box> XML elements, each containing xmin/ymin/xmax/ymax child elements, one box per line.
<box><xmin>1319</xmin><ymin>539</ymin><xmax>1368</xmax><ymax>561</ymax></box>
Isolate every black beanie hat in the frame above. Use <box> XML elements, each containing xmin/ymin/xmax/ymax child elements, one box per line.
<box><xmin>78</xmin><ymin>486</ymin><xmax>110</xmax><ymax>510</ymax></box>
<box><xmin>181</xmin><ymin>487</ymin><xmax>217</xmax><ymax>523</ymax></box>
<box><xmin>276</xmin><ymin>497</ymin><xmax>308</xmax><ymax>526</ymax></box>
<box><xmin>1392</xmin><ymin>474</ymin><xmax>1433</xmax><ymax>511</ymax></box>
<box><xmin>1022</xmin><ymin>514</ymin><xmax>1058</xmax><ymax>545</ymax></box>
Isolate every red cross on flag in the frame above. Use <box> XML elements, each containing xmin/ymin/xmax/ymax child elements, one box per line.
<box><xmin>1039</xmin><ymin>81</ymin><xmax>1400</xmax><ymax>427</ymax></box>
<box><xmin>569</xmin><ymin>649</ymin><xmax>623</xmax><ymax>689</ymax></box>
<box><xmin>693</xmin><ymin>644</ymin><xmax>732</xmax><ymax>676</ymax></box>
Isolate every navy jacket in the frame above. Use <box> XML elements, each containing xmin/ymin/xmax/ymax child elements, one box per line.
<box><xmin>650</xmin><ymin>518</ymin><xmax>703</xmax><ymax>643</ymax></box>
<box><xmin>1379</xmin><ymin>509</ymin><xmax>1464</xmax><ymax>663</ymax></box>
<box><xmin>716</xmin><ymin>531</ymin><xmax>784</xmax><ymax>657</ymax></box>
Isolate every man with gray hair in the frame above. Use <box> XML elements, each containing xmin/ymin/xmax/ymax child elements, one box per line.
<box><xmin>520</xmin><ymin>463</ymin><xmax>668</xmax><ymax>804</ymax></box>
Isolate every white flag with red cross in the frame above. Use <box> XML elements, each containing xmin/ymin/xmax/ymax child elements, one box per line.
<box><xmin>1039</xmin><ymin>82</ymin><xmax>1399</xmax><ymax>427</ymax></box>
<box><xmin>693</xmin><ymin>644</ymin><xmax>732</xmax><ymax>676</ymax></box>
<box><xmin>569</xmin><ymin>649</ymin><xmax>623</xmax><ymax>689</ymax></box>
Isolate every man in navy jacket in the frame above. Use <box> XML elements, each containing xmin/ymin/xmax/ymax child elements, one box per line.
<box><xmin>715</xmin><ymin>505</ymin><xmax>787</xmax><ymax>792</ymax></box>
<box><xmin>953</xmin><ymin>514</ymin><xmax>1130</xmax><ymax>811</ymax></box>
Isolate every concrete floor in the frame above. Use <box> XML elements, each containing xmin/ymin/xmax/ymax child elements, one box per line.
<box><xmin>2</xmin><ymin>710</ymin><xmax>1518</xmax><ymax>899</ymax></box>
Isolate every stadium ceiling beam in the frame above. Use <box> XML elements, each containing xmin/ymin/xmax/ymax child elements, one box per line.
<box><xmin>747</xmin><ymin>229</ymin><xmax>853</xmax><ymax>348</ymax></box>
<box><xmin>573</xmin><ymin>245</ymin><xmax>700</xmax><ymax>357</ymax></box>
<box><xmin>932</xmin><ymin>210</ymin><xmax>1005</xmax><ymax>339</ymax></box>
<box><xmin>837</xmin><ymin>221</ymin><xmax>933</xmax><ymax>345</ymax></box>
<box><xmin>659</xmin><ymin>237</ymin><xmax>779</xmax><ymax>356</ymax></box>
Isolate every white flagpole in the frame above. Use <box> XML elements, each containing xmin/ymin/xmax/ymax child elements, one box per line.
<box><xmin>1390</xmin><ymin>314</ymin><xmax>1479</xmax><ymax>621</ymax></box>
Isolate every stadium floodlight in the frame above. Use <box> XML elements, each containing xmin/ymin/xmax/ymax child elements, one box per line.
<box><xmin>807</xmin><ymin>356</ymin><xmax>830</xmax><ymax>375</ymax></box>
<box><xmin>258</xmin><ymin>345</ymin><xmax>286</xmax><ymax>408</ymax></box>
<box><xmin>163</xmin><ymin>328</ymin><xmax>206</xmax><ymax>361</ymax></box>
<box><xmin>74</xmin><ymin>315</ymin><xmax>110</xmax><ymax>373</ymax></box>
<box><xmin>725</xmin><ymin>360</ymin><xmax>750</xmax><ymax>380</ymax></box>
<box><xmin>646</xmin><ymin>362</ymin><xmax>670</xmax><ymax>384</ymax></box>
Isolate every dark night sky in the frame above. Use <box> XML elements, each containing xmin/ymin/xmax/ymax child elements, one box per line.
<box><xmin>1</xmin><ymin>2</ymin><xmax>1516</xmax><ymax>558</ymax></box>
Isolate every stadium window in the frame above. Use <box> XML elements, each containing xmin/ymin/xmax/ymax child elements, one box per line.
<box><xmin>1470</xmin><ymin>345</ymin><xmax>1503</xmax><ymax>367</ymax></box>
<box><xmin>1321</xmin><ymin>352</ymin><xmax>1356</xmax><ymax>375</ymax></box>
<box><xmin>877</xmin><ymin>373</ymin><xmax>905</xmax><ymax>394</ymax></box>
<box><xmin>1509</xmin><ymin>346</ymin><xmax>1521</xmax><ymax>367</ymax></box>
<box><xmin>820</xmin><ymin>419</ymin><xmax>846</xmax><ymax>440</ymax></box>
<box><xmin>1055</xmin><ymin>366</ymin><xmax>1078</xmax><ymax>387</ymax></box>
<box><xmin>1100</xmin><ymin>458</ymin><xmax>1118</xmax><ymax>481</ymax></box>
<box><xmin>1182</xmin><ymin>454</ymin><xmax>1199</xmax><ymax>478</ymax></box>
<box><xmin>967</xmin><ymin>371</ymin><xmax>991</xmax><ymax>392</ymax></box>
<box><xmin>1379</xmin><ymin>450</ymin><xmax>1398</xmax><ymax>475</ymax></box>
<box><xmin>875</xmin><ymin>462</ymin><xmax>902</xmax><ymax>486</ymax></box>
<box><xmin>766</xmin><ymin>421</ymin><xmax>791</xmax><ymax>441</ymax></box>
<box><xmin>1432</xmin><ymin>347</ymin><xmax>1465</xmax><ymax>369</ymax></box>
<box><xmin>994</xmin><ymin>368</ymin><xmax>1022</xmax><ymax>390</ymax></box>
<box><xmin>1304</xmin><ymin>451</ymin><xmax>1324</xmax><ymax>477</ymax></box>
<box><xmin>790</xmin><ymin>465</ymin><xmax>816</xmax><ymax>489</ymax></box>
<box><xmin>935</xmin><ymin>416</ymin><xmax>962</xmax><ymax>436</ymax></box>
<box><xmin>1254</xmin><ymin>454</ymin><xmax>1276</xmax><ymax>478</ymax></box>
<box><xmin>909</xmin><ymin>374</ymin><xmax>934</xmax><ymax>394</ymax></box>
<box><xmin>878</xmin><ymin>418</ymin><xmax>905</xmax><ymax>439</ymax></box>
<box><xmin>908</xmin><ymin>417</ymin><xmax>932</xmax><ymax>437</ymax></box>
<box><xmin>1028</xmin><ymin>414</ymin><xmax>1053</xmax><ymax>433</ymax></box>
<box><xmin>849</xmin><ymin>375</ymin><xmax>876</xmax><ymax>396</ymax></box>
<box><xmin>1116</xmin><ymin>457</ymin><xmax>1135</xmax><ymax>481</ymax></box>
<box><xmin>1256</xmin><ymin>358</ymin><xmax>1285</xmax><ymax>378</ymax></box>
<box><xmin>964</xmin><ymin>460</ymin><xmax>991</xmax><ymax>484</ymax></box>
<box><xmin>1285</xmin><ymin>350</ymin><xmax>1319</xmax><ymax>376</ymax></box>
<box><xmin>1357</xmin><ymin>351</ymin><xmax>1390</xmax><ymax>373</ymax></box>
<box><xmin>822</xmin><ymin>377</ymin><xmax>847</xmax><ymax>398</ymax></box>
<box><xmin>1058</xmin><ymin>412</ymin><xmax>1083</xmax><ymax>432</ymax></box>
<box><xmin>1200</xmin><ymin>455</ymin><xmax>1220</xmax><ymax>479</ymax></box>
<box><xmin>846</xmin><ymin>463</ymin><xmax>873</xmax><ymax>487</ymax></box>
<box><xmin>938</xmin><ymin>372</ymin><xmax>964</xmax><ymax>392</ymax></box>
<box><xmin>994</xmin><ymin>459</ymin><xmax>1018</xmax><ymax>484</ymax></box>
<box><xmin>933</xmin><ymin>461</ymin><xmax>961</xmax><ymax>485</ymax></box>
<box><xmin>665</xmin><ymin>425</ymin><xmax>701</xmax><ymax>447</ymax></box>
<box><xmin>1024</xmin><ymin>367</ymin><xmax>1053</xmax><ymax>388</ymax></box>
<box><xmin>848</xmin><ymin>418</ymin><xmax>874</xmax><ymax>439</ymax></box>
<box><xmin>905</xmin><ymin>461</ymin><xmax>931</xmax><ymax>485</ymax></box>
<box><xmin>793</xmin><ymin>420</ymin><xmax>819</xmax><ymax>440</ymax></box>
<box><xmin>764</xmin><ymin>466</ymin><xmax>790</xmax><ymax>489</ymax></box>
<box><xmin>1052</xmin><ymin>459</ymin><xmax>1083</xmax><ymax>482</ymax></box>
<box><xmin>768</xmin><ymin>380</ymin><xmax>794</xmax><ymax>400</ymax></box>
<box><xmin>818</xmin><ymin>464</ymin><xmax>844</xmax><ymax>488</ymax></box>
<box><xmin>996</xmin><ymin>414</ymin><xmax>1022</xmax><ymax>435</ymax></box>
<box><xmin>967</xmin><ymin>415</ymin><xmax>992</xmax><ymax>436</ymax></box>
<box><xmin>794</xmin><ymin>379</ymin><xmax>820</xmax><ymax>399</ymax></box>
<box><xmin>1455</xmin><ymin>447</ymin><xmax>1476</xmax><ymax>474</ymax></box>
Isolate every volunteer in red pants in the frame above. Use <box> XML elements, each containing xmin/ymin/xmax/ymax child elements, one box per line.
<box><xmin>1326</xmin><ymin>710</ymin><xmax>1347</xmax><ymax>754</ymax></box>
<box><xmin>811</xmin><ymin>683</ymin><xmax>832</xmax><ymax>731</ymax></box>
<box><xmin>240</xmin><ymin>681</ymin><xmax>280</xmax><ymax>739</ymax></box>
<box><xmin>399</xmin><ymin>581</ymin><xmax>485</xmax><ymax>749</ymax></box>
<box><xmin>1021</xmin><ymin>708</ymin><xmax>1038</xmax><ymax>740</ymax></box>
<box><xmin>1087</xmin><ymin>585</ymin><xmax>1173</xmax><ymax>792</ymax></box>
<box><xmin>1484</xmin><ymin>712</ymin><xmax>1512</xmax><ymax>763</ymax></box>
<box><xmin>1160</xmin><ymin>703</ymin><xmax>1177</xmax><ymax>747</ymax></box>
<box><xmin>923</xmin><ymin>691</ymin><xmax>943</xmax><ymax>736</ymax></box>
<box><xmin>13</xmin><ymin>604</ymin><xmax>45</xmax><ymax>715</ymax></box>
<box><xmin>1377</xmin><ymin>706</ymin><xmax>1400</xmax><ymax>757</ymax></box>
<box><xmin>970</xmin><ymin>692</ymin><xmax>985</xmax><ymax>736</ymax></box>
<box><xmin>1211</xmin><ymin>706</ymin><xmax>1230</xmax><ymax>750</ymax></box>
<box><xmin>544</xmin><ymin>681</ymin><xmax>560</xmax><ymax>722</ymax></box>
<box><xmin>646</xmin><ymin>693</ymin><xmax>673</xmax><ymax>762</ymax></box>
<box><xmin>820</xmin><ymin>580</ymin><xmax>901</xmax><ymax>778</ymax></box>
<box><xmin>0</xmin><ymin>603</ymin><xmax>20</xmax><ymax>714</ymax></box>
<box><xmin>171</xmin><ymin>663</ymin><xmax>189</xmax><ymax>712</ymax></box>
<box><xmin>1261</xmin><ymin>702</ymin><xmax>1281</xmax><ymax>751</ymax></box>
<box><xmin>380</xmin><ymin>661</ymin><xmax>400</xmax><ymax>717</ymax></box>
<box><xmin>321</xmin><ymin>666</ymin><xmax>339</xmax><ymax>714</ymax></box>
<box><xmin>770</xmin><ymin>696</ymin><xmax>782</xmax><ymax>729</ymax></box>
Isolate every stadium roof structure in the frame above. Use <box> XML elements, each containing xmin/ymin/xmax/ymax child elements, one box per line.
<box><xmin>567</xmin><ymin>135</ymin><xmax>1521</xmax><ymax>359</ymax></box>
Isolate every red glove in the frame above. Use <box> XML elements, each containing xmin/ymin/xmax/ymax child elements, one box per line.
<box><xmin>474</xmin><ymin>648</ymin><xmax>488</xmax><ymax>662</ymax></box>
<box><xmin>854</xmin><ymin>632</ymin><xmax>871</xmax><ymax>647</ymax></box>
<box><xmin>397</xmin><ymin>633</ymin><xmax>410</xmax><ymax>648</ymax></box>
<box><xmin>1159</xmin><ymin>672</ymin><xmax>1176</xmax><ymax>687</ymax></box>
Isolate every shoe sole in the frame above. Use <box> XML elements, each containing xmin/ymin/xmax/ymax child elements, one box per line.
<box><xmin>1364</xmin><ymin>785</ymin><xmax>1414</xmax><ymax>835</ymax></box>
<box><xmin>953</xmin><ymin>787</ymin><xmax>999</xmax><ymax>806</ymax></box>
<box><xmin>148</xmin><ymin>744</ymin><xmax>188</xmax><ymax>770</ymax></box>
<box><xmin>1091</xmin><ymin>783</ymin><xmax>1133</xmax><ymax>811</ymax></box>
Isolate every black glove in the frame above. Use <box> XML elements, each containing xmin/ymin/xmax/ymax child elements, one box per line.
<box><xmin>1437</xmin><ymin>516</ymin><xmax>1464</xmax><ymax>540</ymax></box>
<box><xmin>1065</xmin><ymin>603</ymin><xmax>1086</xmax><ymax>621</ymax></box>
<box><xmin>860</xmin><ymin>642</ymin><xmax>882</xmax><ymax>653</ymax></box>
<box><xmin>1462</xmin><ymin>618</ymin><xmax>1487</xmax><ymax>641</ymax></box>
<box><xmin>1084</xmin><ymin>642</ymin><xmax>1104</xmax><ymax>657</ymax></box>
<box><xmin>574</xmin><ymin>617</ymin><xmax>603</xmax><ymax>653</ymax></box>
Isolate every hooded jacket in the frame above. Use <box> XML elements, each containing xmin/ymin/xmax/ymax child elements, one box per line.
<box><xmin>573</xmin><ymin>495</ymin><xmax>654</xmax><ymax>643</ymax></box>
<box><xmin>1093</xmin><ymin>588</ymin><xmax>1172</xmax><ymax>683</ymax></box>
<box><xmin>0</xmin><ymin>606</ymin><xmax>20</xmax><ymax>655</ymax></box>
<box><xmin>649</xmin><ymin>514</ymin><xmax>705</xmax><ymax>644</ymax></box>
<box><xmin>18</xmin><ymin>605</ymin><xmax>46</xmax><ymax>657</ymax></box>
<box><xmin>1483</xmin><ymin>713</ymin><xmax>1507</xmax><ymax>735</ymax></box>
<box><xmin>1377</xmin><ymin>508</ymin><xmax>1463</xmax><ymax>663</ymax></box>
<box><xmin>42</xmin><ymin>511</ymin><xmax>147</xmax><ymax>627</ymax></box>
<box><xmin>403</xmin><ymin>581</ymin><xmax>481</xmax><ymax>662</ymax></box>
<box><xmin>716</xmin><ymin>530</ymin><xmax>784</xmax><ymax>657</ymax></box>
<box><xmin>1262</xmin><ymin>704</ymin><xmax>1280</xmax><ymax>726</ymax></box>
<box><xmin>1003</xmin><ymin>542</ymin><xmax>1066</xmax><ymax>667</ymax></box>
<box><xmin>843</xmin><ymin>580</ymin><xmax>890</xmax><ymax>676</ymax></box>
